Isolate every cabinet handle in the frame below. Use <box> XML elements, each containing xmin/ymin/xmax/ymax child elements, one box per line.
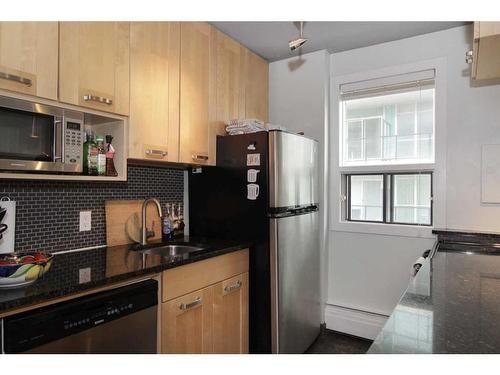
<box><xmin>83</xmin><ymin>94</ymin><xmax>113</xmax><ymax>105</ymax></box>
<box><xmin>224</xmin><ymin>280</ymin><xmax>242</xmax><ymax>293</ymax></box>
<box><xmin>179</xmin><ymin>297</ymin><xmax>202</xmax><ymax>311</ymax></box>
<box><xmin>192</xmin><ymin>154</ymin><xmax>209</xmax><ymax>161</ymax></box>
<box><xmin>0</xmin><ymin>71</ymin><xmax>32</xmax><ymax>87</ymax></box>
<box><xmin>145</xmin><ymin>149</ymin><xmax>168</xmax><ymax>157</ymax></box>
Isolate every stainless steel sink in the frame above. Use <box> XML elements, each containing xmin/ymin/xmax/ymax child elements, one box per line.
<box><xmin>138</xmin><ymin>244</ymin><xmax>207</xmax><ymax>257</ymax></box>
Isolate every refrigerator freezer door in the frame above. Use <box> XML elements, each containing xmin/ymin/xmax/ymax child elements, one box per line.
<box><xmin>269</xmin><ymin>131</ymin><xmax>319</xmax><ymax>209</ymax></box>
<box><xmin>270</xmin><ymin>210</ymin><xmax>321</xmax><ymax>353</ymax></box>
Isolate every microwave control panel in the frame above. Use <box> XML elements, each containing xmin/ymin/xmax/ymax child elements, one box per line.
<box><xmin>64</xmin><ymin>120</ymin><xmax>83</xmax><ymax>164</ymax></box>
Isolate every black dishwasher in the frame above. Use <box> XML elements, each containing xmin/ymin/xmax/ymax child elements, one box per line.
<box><xmin>1</xmin><ymin>279</ymin><xmax>158</xmax><ymax>354</ymax></box>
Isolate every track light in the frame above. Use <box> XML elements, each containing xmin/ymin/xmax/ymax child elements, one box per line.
<box><xmin>289</xmin><ymin>21</ymin><xmax>308</xmax><ymax>52</ymax></box>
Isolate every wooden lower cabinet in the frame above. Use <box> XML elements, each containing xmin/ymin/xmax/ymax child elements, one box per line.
<box><xmin>213</xmin><ymin>272</ymin><xmax>249</xmax><ymax>353</ymax></box>
<box><xmin>160</xmin><ymin>249</ymin><xmax>249</xmax><ymax>354</ymax></box>
<box><xmin>162</xmin><ymin>286</ymin><xmax>214</xmax><ymax>354</ymax></box>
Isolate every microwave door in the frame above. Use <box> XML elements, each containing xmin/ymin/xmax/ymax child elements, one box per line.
<box><xmin>0</xmin><ymin>108</ymin><xmax>54</xmax><ymax>161</ymax></box>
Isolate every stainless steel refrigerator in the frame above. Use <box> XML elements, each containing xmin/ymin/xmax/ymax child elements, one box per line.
<box><xmin>189</xmin><ymin>130</ymin><xmax>320</xmax><ymax>353</ymax></box>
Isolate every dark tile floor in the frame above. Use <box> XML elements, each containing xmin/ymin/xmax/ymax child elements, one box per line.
<box><xmin>305</xmin><ymin>330</ymin><xmax>373</xmax><ymax>354</ymax></box>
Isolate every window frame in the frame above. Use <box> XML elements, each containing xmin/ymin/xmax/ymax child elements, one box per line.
<box><xmin>345</xmin><ymin>172</ymin><xmax>433</xmax><ymax>227</ymax></box>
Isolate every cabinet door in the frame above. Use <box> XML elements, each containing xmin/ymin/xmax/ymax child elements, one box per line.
<box><xmin>472</xmin><ymin>22</ymin><xmax>500</xmax><ymax>81</ymax></box>
<box><xmin>179</xmin><ymin>22</ymin><xmax>216</xmax><ymax>165</ymax></box>
<box><xmin>162</xmin><ymin>286</ymin><xmax>214</xmax><ymax>353</ymax></box>
<box><xmin>213</xmin><ymin>272</ymin><xmax>249</xmax><ymax>353</ymax></box>
<box><xmin>216</xmin><ymin>30</ymin><xmax>242</xmax><ymax>138</ymax></box>
<box><xmin>59</xmin><ymin>22</ymin><xmax>130</xmax><ymax>115</ymax></box>
<box><xmin>242</xmin><ymin>48</ymin><xmax>268</xmax><ymax>122</ymax></box>
<box><xmin>129</xmin><ymin>22</ymin><xmax>180</xmax><ymax>161</ymax></box>
<box><xmin>0</xmin><ymin>22</ymin><xmax>58</xmax><ymax>100</ymax></box>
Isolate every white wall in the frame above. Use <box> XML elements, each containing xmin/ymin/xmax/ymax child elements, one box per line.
<box><xmin>269</xmin><ymin>50</ymin><xmax>330</xmax><ymax>321</ymax></box>
<box><xmin>327</xmin><ymin>25</ymin><xmax>500</xmax><ymax>337</ymax></box>
<box><xmin>269</xmin><ymin>50</ymin><xmax>329</xmax><ymax>140</ymax></box>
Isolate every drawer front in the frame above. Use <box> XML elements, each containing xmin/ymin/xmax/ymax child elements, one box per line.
<box><xmin>162</xmin><ymin>248</ymin><xmax>249</xmax><ymax>302</ymax></box>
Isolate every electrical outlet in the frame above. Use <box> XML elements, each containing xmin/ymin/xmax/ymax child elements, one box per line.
<box><xmin>79</xmin><ymin>210</ymin><xmax>92</xmax><ymax>232</ymax></box>
<box><xmin>79</xmin><ymin>267</ymin><xmax>91</xmax><ymax>284</ymax></box>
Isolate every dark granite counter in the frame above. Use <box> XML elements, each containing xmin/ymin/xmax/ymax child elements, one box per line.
<box><xmin>0</xmin><ymin>237</ymin><xmax>249</xmax><ymax>315</ymax></box>
<box><xmin>368</xmin><ymin>240</ymin><xmax>500</xmax><ymax>353</ymax></box>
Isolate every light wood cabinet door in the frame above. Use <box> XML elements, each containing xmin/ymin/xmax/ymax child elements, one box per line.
<box><xmin>216</xmin><ymin>30</ymin><xmax>242</xmax><ymax>138</ymax></box>
<box><xmin>0</xmin><ymin>22</ymin><xmax>58</xmax><ymax>100</ymax></box>
<box><xmin>242</xmin><ymin>48</ymin><xmax>268</xmax><ymax>122</ymax></box>
<box><xmin>129</xmin><ymin>22</ymin><xmax>180</xmax><ymax>161</ymax></box>
<box><xmin>162</xmin><ymin>286</ymin><xmax>214</xmax><ymax>353</ymax></box>
<box><xmin>213</xmin><ymin>272</ymin><xmax>249</xmax><ymax>353</ymax></box>
<box><xmin>59</xmin><ymin>22</ymin><xmax>130</xmax><ymax>115</ymax></box>
<box><xmin>472</xmin><ymin>22</ymin><xmax>500</xmax><ymax>81</ymax></box>
<box><xmin>179</xmin><ymin>22</ymin><xmax>217</xmax><ymax>165</ymax></box>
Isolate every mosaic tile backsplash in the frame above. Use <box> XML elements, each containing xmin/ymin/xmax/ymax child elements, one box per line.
<box><xmin>0</xmin><ymin>165</ymin><xmax>184</xmax><ymax>253</ymax></box>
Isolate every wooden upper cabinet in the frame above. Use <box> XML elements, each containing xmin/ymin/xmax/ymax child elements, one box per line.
<box><xmin>213</xmin><ymin>272</ymin><xmax>249</xmax><ymax>353</ymax></box>
<box><xmin>471</xmin><ymin>22</ymin><xmax>500</xmax><ymax>81</ymax></box>
<box><xmin>59</xmin><ymin>22</ymin><xmax>130</xmax><ymax>115</ymax></box>
<box><xmin>216</xmin><ymin>30</ymin><xmax>242</xmax><ymax>137</ymax></box>
<box><xmin>162</xmin><ymin>286</ymin><xmax>214</xmax><ymax>354</ymax></box>
<box><xmin>0</xmin><ymin>22</ymin><xmax>58</xmax><ymax>100</ymax></box>
<box><xmin>129</xmin><ymin>22</ymin><xmax>180</xmax><ymax>162</ymax></box>
<box><xmin>242</xmin><ymin>48</ymin><xmax>269</xmax><ymax>122</ymax></box>
<box><xmin>179</xmin><ymin>22</ymin><xmax>217</xmax><ymax>165</ymax></box>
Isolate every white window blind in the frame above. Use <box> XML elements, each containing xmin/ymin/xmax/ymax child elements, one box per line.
<box><xmin>340</xmin><ymin>69</ymin><xmax>435</xmax><ymax>166</ymax></box>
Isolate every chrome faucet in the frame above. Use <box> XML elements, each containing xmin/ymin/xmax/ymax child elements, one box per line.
<box><xmin>141</xmin><ymin>198</ymin><xmax>163</xmax><ymax>246</ymax></box>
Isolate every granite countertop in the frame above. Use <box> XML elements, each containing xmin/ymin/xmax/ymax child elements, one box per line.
<box><xmin>0</xmin><ymin>237</ymin><xmax>249</xmax><ymax>315</ymax></box>
<box><xmin>368</xmin><ymin>240</ymin><xmax>500</xmax><ymax>353</ymax></box>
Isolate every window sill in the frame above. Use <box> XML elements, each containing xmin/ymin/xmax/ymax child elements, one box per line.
<box><xmin>331</xmin><ymin>220</ymin><xmax>435</xmax><ymax>239</ymax></box>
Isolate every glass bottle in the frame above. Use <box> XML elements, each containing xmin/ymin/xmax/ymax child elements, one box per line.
<box><xmin>162</xmin><ymin>204</ymin><xmax>174</xmax><ymax>242</ymax></box>
<box><xmin>105</xmin><ymin>135</ymin><xmax>118</xmax><ymax>177</ymax></box>
<box><xmin>95</xmin><ymin>135</ymin><xmax>106</xmax><ymax>176</ymax></box>
<box><xmin>85</xmin><ymin>131</ymin><xmax>98</xmax><ymax>176</ymax></box>
<box><xmin>82</xmin><ymin>130</ymin><xmax>91</xmax><ymax>175</ymax></box>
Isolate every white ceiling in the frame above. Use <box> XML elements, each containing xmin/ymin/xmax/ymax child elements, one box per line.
<box><xmin>211</xmin><ymin>22</ymin><xmax>468</xmax><ymax>62</ymax></box>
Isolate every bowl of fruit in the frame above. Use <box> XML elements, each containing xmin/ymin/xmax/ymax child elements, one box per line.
<box><xmin>0</xmin><ymin>252</ymin><xmax>53</xmax><ymax>289</ymax></box>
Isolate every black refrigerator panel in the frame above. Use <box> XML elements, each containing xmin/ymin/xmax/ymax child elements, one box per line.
<box><xmin>189</xmin><ymin>131</ymin><xmax>271</xmax><ymax>353</ymax></box>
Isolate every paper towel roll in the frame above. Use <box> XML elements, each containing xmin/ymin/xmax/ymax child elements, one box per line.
<box><xmin>0</xmin><ymin>199</ymin><xmax>16</xmax><ymax>254</ymax></box>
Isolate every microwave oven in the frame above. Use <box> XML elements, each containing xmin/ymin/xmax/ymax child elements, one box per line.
<box><xmin>0</xmin><ymin>96</ymin><xmax>84</xmax><ymax>174</ymax></box>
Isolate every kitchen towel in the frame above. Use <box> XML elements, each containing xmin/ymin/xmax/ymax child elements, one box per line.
<box><xmin>226</xmin><ymin>119</ymin><xmax>266</xmax><ymax>135</ymax></box>
<box><xmin>0</xmin><ymin>198</ymin><xmax>16</xmax><ymax>254</ymax></box>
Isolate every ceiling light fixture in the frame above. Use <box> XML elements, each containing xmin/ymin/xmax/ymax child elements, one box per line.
<box><xmin>289</xmin><ymin>21</ymin><xmax>308</xmax><ymax>52</ymax></box>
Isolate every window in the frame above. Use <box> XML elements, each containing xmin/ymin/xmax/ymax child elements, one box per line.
<box><xmin>392</xmin><ymin>174</ymin><xmax>432</xmax><ymax>225</ymax></box>
<box><xmin>340</xmin><ymin>71</ymin><xmax>435</xmax><ymax>166</ymax></box>
<box><xmin>339</xmin><ymin>69</ymin><xmax>435</xmax><ymax>227</ymax></box>
<box><xmin>348</xmin><ymin>175</ymin><xmax>384</xmax><ymax>222</ymax></box>
<box><xmin>346</xmin><ymin>173</ymin><xmax>432</xmax><ymax>226</ymax></box>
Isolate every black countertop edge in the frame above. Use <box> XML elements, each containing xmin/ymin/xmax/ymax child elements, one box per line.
<box><xmin>0</xmin><ymin>238</ymin><xmax>250</xmax><ymax>315</ymax></box>
<box><xmin>433</xmin><ymin>228</ymin><xmax>500</xmax><ymax>251</ymax></box>
<box><xmin>433</xmin><ymin>228</ymin><xmax>500</xmax><ymax>241</ymax></box>
<box><xmin>438</xmin><ymin>242</ymin><xmax>500</xmax><ymax>255</ymax></box>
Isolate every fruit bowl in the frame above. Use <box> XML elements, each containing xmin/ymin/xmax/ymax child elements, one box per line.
<box><xmin>0</xmin><ymin>252</ymin><xmax>53</xmax><ymax>289</ymax></box>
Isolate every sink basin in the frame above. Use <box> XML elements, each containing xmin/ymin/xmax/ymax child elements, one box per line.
<box><xmin>138</xmin><ymin>244</ymin><xmax>208</xmax><ymax>257</ymax></box>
